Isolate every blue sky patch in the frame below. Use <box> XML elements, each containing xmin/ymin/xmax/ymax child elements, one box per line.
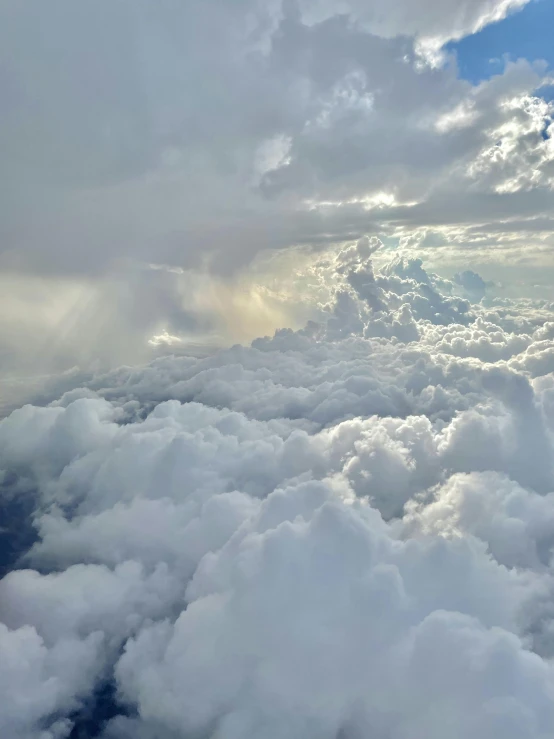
<box><xmin>447</xmin><ymin>0</ymin><xmax>554</xmax><ymax>84</ymax></box>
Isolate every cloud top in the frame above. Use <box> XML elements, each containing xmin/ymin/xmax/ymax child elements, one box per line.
<box><xmin>1</xmin><ymin>249</ymin><xmax>554</xmax><ymax>738</ymax></box>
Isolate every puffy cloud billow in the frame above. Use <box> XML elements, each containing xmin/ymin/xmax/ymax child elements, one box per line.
<box><xmin>1</xmin><ymin>243</ymin><xmax>554</xmax><ymax>739</ymax></box>
<box><xmin>2</xmin><ymin>0</ymin><xmax>554</xmax><ymax>734</ymax></box>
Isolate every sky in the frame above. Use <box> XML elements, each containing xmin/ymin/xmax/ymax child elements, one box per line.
<box><xmin>1</xmin><ymin>0</ymin><xmax>554</xmax><ymax>377</ymax></box>
<box><xmin>449</xmin><ymin>0</ymin><xmax>554</xmax><ymax>83</ymax></box>
<box><xmin>2</xmin><ymin>2</ymin><xmax>554</xmax><ymax>739</ymax></box>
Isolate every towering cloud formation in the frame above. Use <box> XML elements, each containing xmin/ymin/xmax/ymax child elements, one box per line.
<box><xmin>1</xmin><ymin>246</ymin><xmax>554</xmax><ymax>738</ymax></box>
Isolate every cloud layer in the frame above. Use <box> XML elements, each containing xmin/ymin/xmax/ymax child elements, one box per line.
<box><xmin>2</xmin><ymin>2</ymin><xmax>554</xmax><ymax>736</ymax></box>
<box><xmin>1</xmin><ymin>244</ymin><xmax>554</xmax><ymax>738</ymax></box>
<box><xmin>1</xmin><ymin>0</ymin><xmax>553</xmax><ymax>379</ymax></box>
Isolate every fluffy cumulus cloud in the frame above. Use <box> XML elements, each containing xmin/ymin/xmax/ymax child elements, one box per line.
<box><xmin>1</xmin><ymin>242</ymin><xmax>554</xmax><ymax>738</ymax></box>
<box><xmin>2</xmin><ymin>0</ymin><xmax>554</xmax><ymax>735</ymax></box>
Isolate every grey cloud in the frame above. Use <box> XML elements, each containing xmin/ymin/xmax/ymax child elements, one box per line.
<box><xmin>1</xmin><ymin>1</ymin><xmax>552</xmax><ymax>381</ymax></box>
<box><xmin>454</xmin><ymin>269</ymin><xmax>492</xmax><ymax>299</ymax></box>
<box><xmin>0</xmin><ymin>1</ymin><xmax>549</xmax><ymax>281</ymax></box>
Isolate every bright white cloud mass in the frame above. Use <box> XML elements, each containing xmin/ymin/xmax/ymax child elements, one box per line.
<box><xmin>2</xmin><ymin>1</ymin><xmax>554</xmax><ymax>738</ymax></box>
<box><xmin>2</xmin><ymin>239</ymin><xmax>554</xmax><ymax>738</ymax></box>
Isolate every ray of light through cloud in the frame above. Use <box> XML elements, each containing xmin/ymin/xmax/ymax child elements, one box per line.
<box><xmin>1</xmin><ymin>2</ymin><xmax>554</xmax><ymax>738</ymax></box>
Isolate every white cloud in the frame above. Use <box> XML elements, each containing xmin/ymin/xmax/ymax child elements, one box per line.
<box><xmin>2</xmin><ymin>2</ymin><xmax>554</xmax><ymax>735</ymax></box>
<box><xmin>1</xmin><ymin>248</ymin><xmax>554</xmax><ymax>737</ymax></box>
<box><xmin>299</xmin><ymin>0</ymin><xmax>530</xmax><ymax>49</ymax></box>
